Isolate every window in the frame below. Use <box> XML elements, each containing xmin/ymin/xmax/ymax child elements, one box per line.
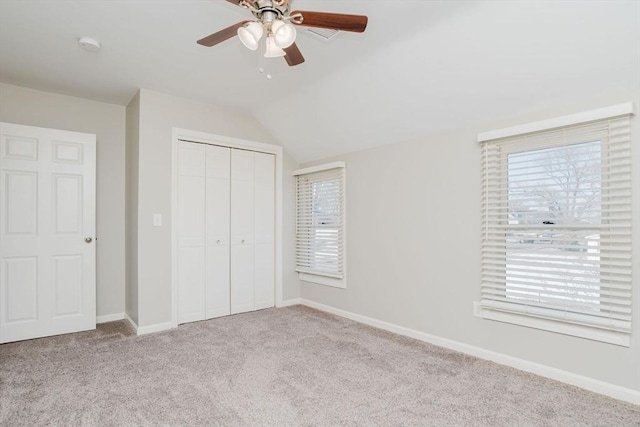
<box><xmin>294</xmin><ymin>162</ymin><xmax>345</xmax><ymax>288</ymax></box>
<box><xmin>477</xmin><ymin>104</ymin><xmax>633</xmax><ymax>346</ymax></box>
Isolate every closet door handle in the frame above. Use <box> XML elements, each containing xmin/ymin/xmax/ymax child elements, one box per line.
<box><xmin>241</xmin><ymin>239</ymin><xmax>245</xmax><ymax>244</ymax></box>
<box><xmin>216</xmin><ymin>240</ymin><xmax>221</xmax><ymax>244</ymax></box>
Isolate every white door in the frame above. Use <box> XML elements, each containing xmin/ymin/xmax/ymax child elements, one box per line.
<box><xmin>177</xmin><ymin>141</ymin><xmax>206</xmax><ymax>323</ymax></box>
<box><xmin>230</xmin><ymin>150</ymin><xmax>275</xmax><ymax>314</ymax></box>
<box><xmin>253</xmin><ymin>152</ymin><xmax>275</xmax><ymax>310</ymax></box>
<box><xmin>177</xmin><ymin>141</ymin><xmax>231</xmax><ymax>323</ymax></box>
<box><xmin>205</xmin><ymin>145</ymin><xmax>231</xmax><ymax>319</ymax></box>
<box><xmin>0</xmin><ymin>122</ymin><xmax>96</xmax><ymax>343</ymax></box>
<box><xmin>177</xmin><ymin>142</ymin><xmax>274</xmax><ymax>321</ymax></box>
<box><xmin>230</xmin><ymin>149</ymin><xmax>255</xmax><ymax>314</ymax></box>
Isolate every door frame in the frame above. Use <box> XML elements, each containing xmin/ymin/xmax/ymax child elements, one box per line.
<box><xmin>170</xmin><ymin>128</ymin><xmax>283</xmax><ymax>328</ymax></box>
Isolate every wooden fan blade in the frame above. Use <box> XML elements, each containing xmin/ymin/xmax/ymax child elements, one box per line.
<box><xmin>226</xmin><ymin>0</ymin><xmax>244</xmax><ymax>5</ymax></box>
<box><xmin>291</xmin><ymin>10</ymin><xmax>368</xmax><ymax>33</ymax></box>
<box><xmin>197</xmin><ymin>21</ymin><xmax>248</xmax><ymax>47</ymax></box>
<box><xmin>284</xmin><ymin>43</ymin><xmax>305</xmax><ymax>66</ymax></box>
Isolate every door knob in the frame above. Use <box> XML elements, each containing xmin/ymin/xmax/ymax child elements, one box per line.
<box><xmin>216</xmin><ymin>240</ymin><xmax>221</xmax><ymax>244</ymax></box>
<box><xmin>85</xmin><ymin>237</ymin><xmax>93</xmax><ymax>243</ymax></box>
<box><xmin>241</xmin><ymin>239</ymin><xmax>245</xmax><ymax>244</ymax></box>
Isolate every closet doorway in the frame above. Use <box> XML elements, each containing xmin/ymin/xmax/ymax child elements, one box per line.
<box><xmin>171</xmin><ymin>129</ymin><xmax>282</xmax><ymax>326</ymax></box>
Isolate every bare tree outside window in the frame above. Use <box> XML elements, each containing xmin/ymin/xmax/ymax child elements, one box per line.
<box><xmin>505</xmin><ymin>141</ymin><xmax>602</xmax><ymax>312</ymax></box>
<box><xmin>309</xmin><ymin>179</ymin><xmax>341</xmax><ymax>272</ymax></box>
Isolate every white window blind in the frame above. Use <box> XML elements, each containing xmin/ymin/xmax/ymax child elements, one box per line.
<box><xmin>480</xmin><ymin>114</ymin><xmax>632</xmax><ymax>341</ymax></box>
<box><xmin>295</xmin><ymin>165</ymin><xmax>345</xmax><ymax>279</ymax></box>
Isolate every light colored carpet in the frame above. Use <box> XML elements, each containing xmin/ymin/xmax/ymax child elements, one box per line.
<box><xmin>0</xmin><ymin>305</ymin><xmax>638</xmax><ymax>426</ymax></box>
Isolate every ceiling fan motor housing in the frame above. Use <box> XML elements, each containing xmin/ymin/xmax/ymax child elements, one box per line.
<box><xmin>249</xmin><ymin>0</ymin><xmax>289</xmax><ymax>22</ymax></box>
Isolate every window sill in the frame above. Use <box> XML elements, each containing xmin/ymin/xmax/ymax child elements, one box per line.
<box><xmin>473</xmin><ymin>302</ymin><xmax>630</xmax><ymax>347</ymax></box>
<box><xmin>298</xmin><ymin>272</ymin><xmax>346</xmax><ymax>289</ymax></box>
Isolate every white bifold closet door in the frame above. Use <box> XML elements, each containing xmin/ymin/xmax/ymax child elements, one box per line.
<box><xmin>177</xmin><ymin>141</ymin><xmax>274</xmax><ymax>324</ymax></box>
<box><xmin>206</xmin><ymin>145</ymin><xmax>232</xmax><ymax>318</ymax></box>
<box><xmin>177</xmin><ymin>142</ymin><xmax>211</xmax><ymax>324</ymax></box>
<box><xmin>252</xmin><ymin>152</ymin><xmax>275</xmax><ymax>311</ymax></box>
<box><xmin>230</xmin><ymin>149</ymin><xmax>275</xmax><ymax>314</ymax></box>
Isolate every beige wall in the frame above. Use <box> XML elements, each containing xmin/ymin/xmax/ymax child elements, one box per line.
<box><xmin>125</xmin><ymin>91</ymin><xmax>140</xmax><ymax>324</ymax></box>
<box><xmin>0</xmin><ymin>83</ymin><xmax>126</xmax><ymax>318</ymax></box>
<box><xmin>300</xmin><ymin>91</ymin><xmax>640</xmax><ymax>392</ymax></box>
<box><xmin>282</xmin><ymin>151</ymin><xmax>300</xmax><ymax>301</ymax></box>
<box><xmin>133</xmin><ymin>88</ymin><xmax>297</xmax><ymax>327</ymax></box>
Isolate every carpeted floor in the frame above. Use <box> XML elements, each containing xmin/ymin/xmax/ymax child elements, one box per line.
<box><xmin>0</xmin><ymin>306</ymin><xmax>638</xmax><ymax>426</ymax></box>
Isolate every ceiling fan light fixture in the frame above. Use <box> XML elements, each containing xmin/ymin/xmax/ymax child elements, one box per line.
<box><xmin>264</xmin><ymin>36</ymin><xmax>286</xmax><ymax>58</ymax></box>
<box><xmin>197</xmin><ymin>3</ymin><xmax>368</xmax><ymax>67</ymax></box>
<box><xmin>237</xmin><ymin>21</ymin><xmax>263</xmax><ymax>51</ymax></box>
<box><xmin>271</xmin><ymin>20</ymin><xmax>296</xmax><ymax>48</ymax></box>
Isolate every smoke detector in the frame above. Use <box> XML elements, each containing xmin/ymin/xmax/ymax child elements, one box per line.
<box><xmin>78</xmin><ymin>37</ymin><xmax>101</xmax><ymax>52</ymax></box>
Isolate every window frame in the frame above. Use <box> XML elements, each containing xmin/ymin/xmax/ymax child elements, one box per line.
<box><xmin>293</xmin><ymin>162</ymin><xmax>346</xmax><ymax>288</ymax></box>
<box><xmin>476</xmin><ymin>103</ymin><xmax>634</xmax><ymax>347</ymax></box>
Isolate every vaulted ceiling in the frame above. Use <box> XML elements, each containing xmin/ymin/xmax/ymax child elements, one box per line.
<box><xmin>1</xmin><ymin>1</ymin><xmax>638</xmax><ymax>162</ymax></box>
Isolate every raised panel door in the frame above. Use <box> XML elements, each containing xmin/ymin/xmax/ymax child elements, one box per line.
<box><xmin>0</xmin><ymin>122</ymin><xmax>96</xmax><ymax>343</ymax></box>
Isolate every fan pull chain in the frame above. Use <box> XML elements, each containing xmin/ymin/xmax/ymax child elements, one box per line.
<box><xmin>258</xmin><ymin>40</ymin><xmax>273</xmax><ymax>80</ymax></box>
<box><xmin>259</xmin><ymin>68</ymin><xmax>273</xmax><ymax>80</ymax></box>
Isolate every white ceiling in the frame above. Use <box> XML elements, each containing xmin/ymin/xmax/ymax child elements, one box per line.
<box><xmin>1</xmin><ymin>0</ymin><xmax>638</xmax><ymax>162</ymax></box>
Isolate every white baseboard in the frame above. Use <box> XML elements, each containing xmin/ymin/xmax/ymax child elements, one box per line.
<box><xmin>96</xmin><ymin>313</ymin><xmax>125</xmax><ymax>324</ymax></box>
<box><xmin>124</xmin><ymin>312</ymin><xmax>174</xmax><ymax>336</ymax></box>
<box><xmin>279</xmin><ymin>298</ymin><xmax>302</xmax><ymax>307</ymax></box>
<box><xmin>124</xmin><ymin>312</ymin><xmax>138</xmax><ymax>333</ymax></box>
<box><xmin>297</xmin><ymin>299</ymin><xmax>640</xmax><ymax>405</ymax></box>
<box><xmin>137</xmin><ymin>321</ymin><xmax>174</xmax><ymax>336</ymax></box>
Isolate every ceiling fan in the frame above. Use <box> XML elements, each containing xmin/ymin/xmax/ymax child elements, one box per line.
<box><xmin>197</xmin><ymin>0</ymin><xmax>368</xmax><ymax>66</ymax></box>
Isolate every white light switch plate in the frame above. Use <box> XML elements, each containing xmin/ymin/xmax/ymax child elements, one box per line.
<box><xmin>153</xmin><ymin>213</ymin><xmax>162</xmax><ymax>226</ymax></box>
